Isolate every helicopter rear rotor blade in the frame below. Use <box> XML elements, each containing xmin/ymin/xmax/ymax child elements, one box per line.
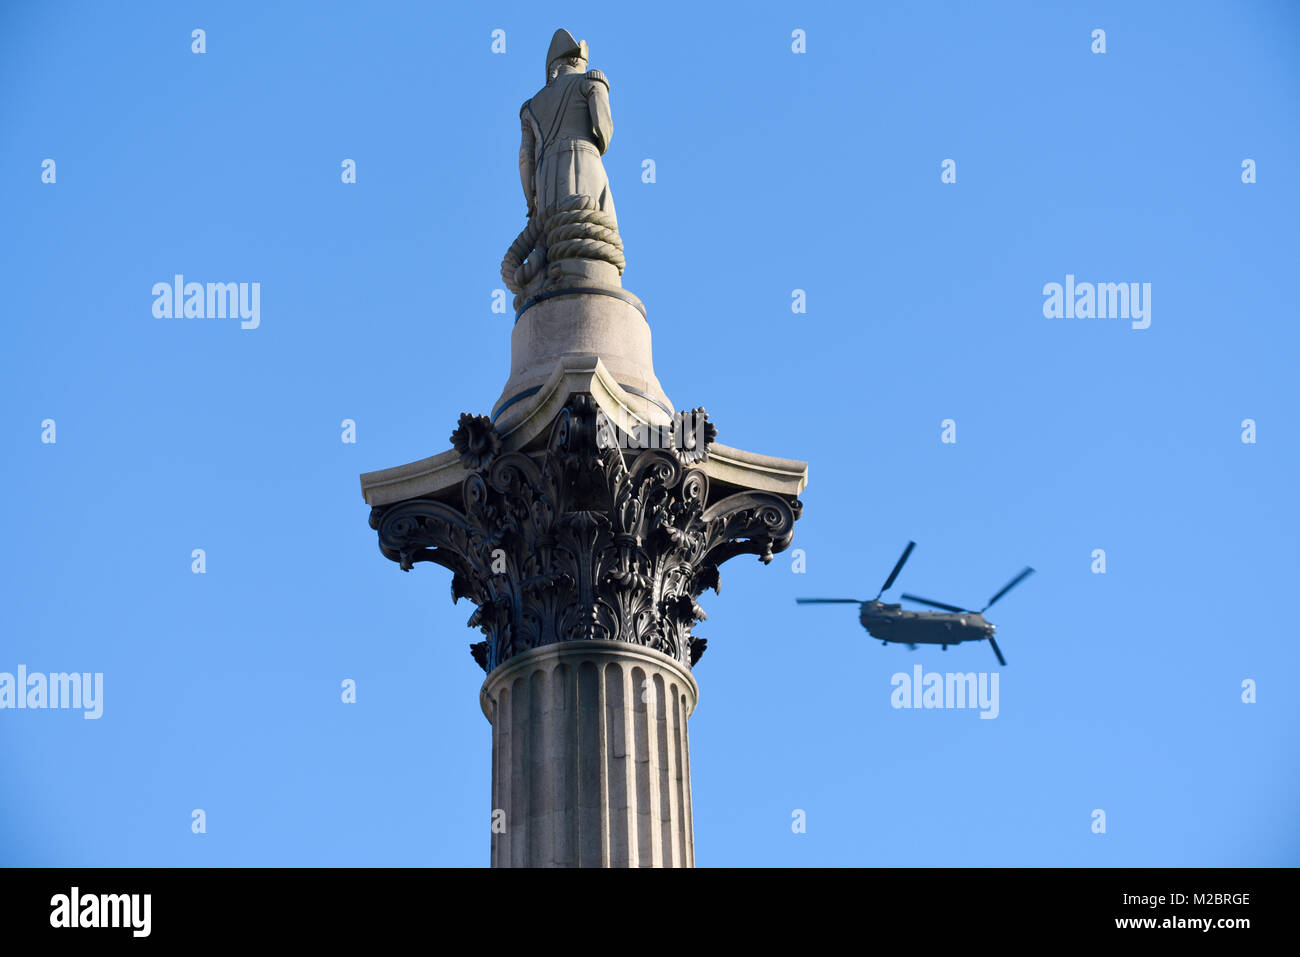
<box><xmin>795</xmin><ymin>598</ymin><xmax>862</xmax><ymax>604</ymax></box>
<box><xmin>875</xmin><ymin>541</ymin><xmax>916</xmax><ymax>599</ymax></box>
<box><xmin>981</xmin><ymin>567</ymin><xmax>1035</xmax><ymax>612</ymax></box>
<box><xmin>900</xmin><ymin>593</ymin><xmax>966</xmax><ymax>613</ymax></box>
<box><xmin>988</xmin><ymin>636</ymin><xmax>1007</xmax><ymax>667</ymax></box>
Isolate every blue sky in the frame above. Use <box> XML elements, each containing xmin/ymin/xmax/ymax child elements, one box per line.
<box><xmin>1</xmin><ymin>0</ymin><xmax>1297</xmax><ymax>866</ymax></box>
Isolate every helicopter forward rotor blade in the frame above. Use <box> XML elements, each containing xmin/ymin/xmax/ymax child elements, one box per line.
<box><xmin>988</xmin><ymin>636</ymin><xmax>1007</xmax><ymax>667</ymax></box>
<box><xmin>876</xmin><ymin>541</ymin><xmax>916</xmax><ymax>599</ymax></box>
<box><xmin>982</xmin><ymin>567</ymin><xmax>1036</xmax><ymax>612</ymax></box>
<box><xmin>795</xmin><ymin>598</ymin><xmax>862</xmax><ymax>604</ymax></box>
<box><xmin>900</xmin><ymin>593</ymin><xmax>967</xmax><ymax>613</ymax></box>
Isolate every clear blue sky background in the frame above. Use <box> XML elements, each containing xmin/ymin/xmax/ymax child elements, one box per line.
<box><xmin>2</xmin><ymin>1</ymin><xmax>1297</xmax><ymax>867</ymax></box>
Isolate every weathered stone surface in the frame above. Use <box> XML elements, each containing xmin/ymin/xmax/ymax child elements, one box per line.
<box><xmin>482</xmin><ymin>641</ymin><xmax>697</xmax><ymax>867</ymax></box>
<box><xmin>494</xmin><ymin>291</ymin><xmax>669</xmax><ymax>432</ymax></box>
<box><xmin>359</xmin><ymin>355</ymin><xmax>809</xmax><ymax>506</ymax></box>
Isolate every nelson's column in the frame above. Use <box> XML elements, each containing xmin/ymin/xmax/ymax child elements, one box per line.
<box><xmin>360</xmin><ymin>29</ymin><xmax>808</xmax><ymax>867</ymax></box>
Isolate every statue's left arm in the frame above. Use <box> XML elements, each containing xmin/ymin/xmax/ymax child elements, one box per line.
<box><xmin>581</xmin><ymin>69</ymin><xmax>613</xmax><ymax>154</ymax></box>
<box><xmin>518</xmin><ymin>101</ymin><xmax>538</xmax><ymax>217</ymax></box>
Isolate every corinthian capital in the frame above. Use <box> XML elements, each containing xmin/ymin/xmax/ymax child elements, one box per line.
<box><xmin>370</xmin><ymin>395</ymin><xmax>802</xmax><ymax>673</ymax></box>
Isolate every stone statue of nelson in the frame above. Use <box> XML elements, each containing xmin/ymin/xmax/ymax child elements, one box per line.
<box><xmin>518</xmin><ymin>29</ymin><xmax>616</xmax><ymax>228</ymax></box>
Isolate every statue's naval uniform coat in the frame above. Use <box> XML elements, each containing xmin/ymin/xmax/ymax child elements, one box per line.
<box><xmin>519</xmin><ymin>69</ymin><xmax>616</xmax><ymax>225</ymax></box>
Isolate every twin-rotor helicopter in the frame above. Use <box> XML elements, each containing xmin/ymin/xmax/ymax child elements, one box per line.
<box><xmin>796</xmin><ymin>541</ymin><xmax>1034</xmax><ymax>665</ymax></box>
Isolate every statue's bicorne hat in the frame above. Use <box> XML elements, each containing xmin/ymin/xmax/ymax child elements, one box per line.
<box><xmin>546</xmin><ymin>29</ymin><xmax>588</xmax><ymax>74</ymax></box>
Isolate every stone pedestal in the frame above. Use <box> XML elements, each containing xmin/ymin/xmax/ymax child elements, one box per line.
<box><xmin>492</xmin><ymin>291</ymin><xmax>672</xmax><ymax>433</ymax></box>
<box><xmin>482</xmin><ymin>641</ymin><xmax>697</xmax><ymax>868</ymax></box>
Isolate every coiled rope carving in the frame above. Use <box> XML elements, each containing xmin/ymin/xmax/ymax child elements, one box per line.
<box><xmin>500</xmin><ymin>194</ymin><xmax>625</xmax><ymax>296</ymax></box>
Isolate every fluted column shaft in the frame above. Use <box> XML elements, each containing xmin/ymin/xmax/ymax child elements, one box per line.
<box><xmin>480</xmin><ymin>641</ymin><xmax>698</xmax><ymax>868</ymax></box>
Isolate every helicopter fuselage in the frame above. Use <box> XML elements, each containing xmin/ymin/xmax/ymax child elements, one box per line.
<box><xmin>858</xmin><ymin>601</ymin><xmax>994</xmax><ymax>646</ymax></box>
